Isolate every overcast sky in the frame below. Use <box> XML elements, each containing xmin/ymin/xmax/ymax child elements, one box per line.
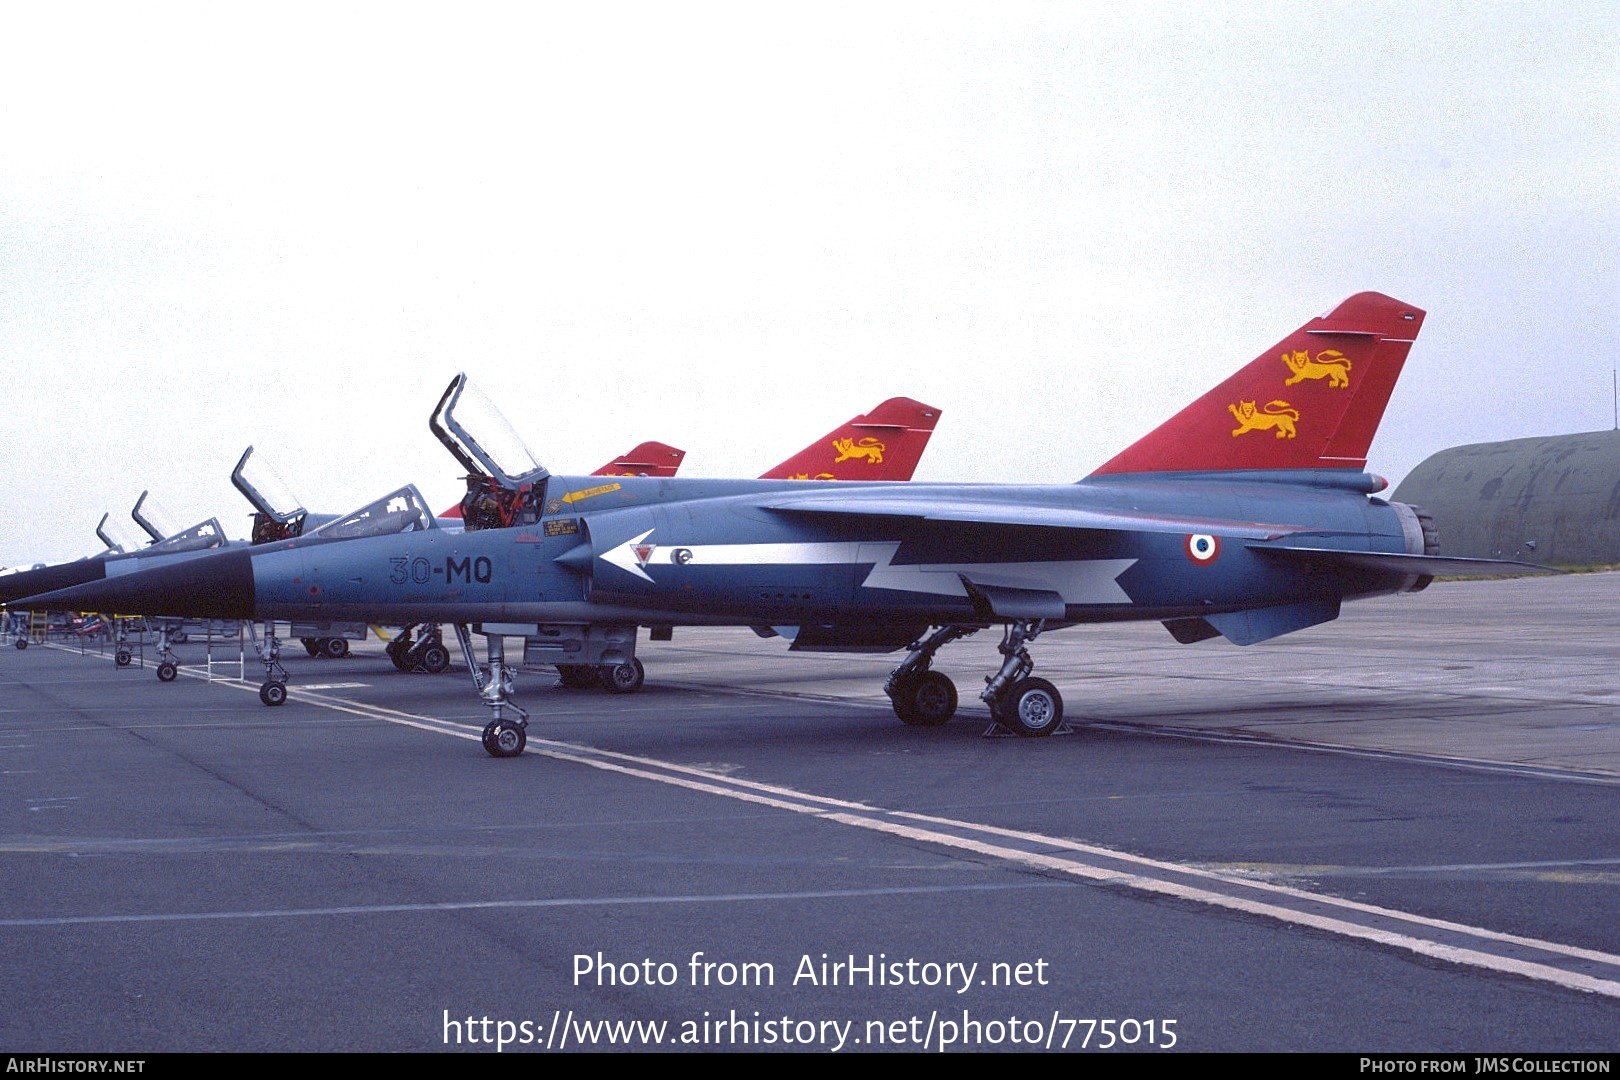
<box><xmin>3</xmin><ymin>2</ymin><xmax>1617</xmax><ymax>567</ymax></box>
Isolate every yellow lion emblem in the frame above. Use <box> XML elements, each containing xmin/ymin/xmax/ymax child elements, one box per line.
<box><xmin>1229</xmin><ymin>400</ymin><xmax>1300</xmax><ymax>439</ymax></box>
<box><xmin>832</xmin><ymin>437</ymin><xmax>886</xmax><ymax>465</ymax></box>
<box><xmin>1282</xmin><ymin>349</ymin><xmax>1351</xmax><ymax>388</ymax></box>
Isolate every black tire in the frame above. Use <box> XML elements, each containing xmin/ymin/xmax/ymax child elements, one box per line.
<box><xmin>556</xmin><ymin>664</ymin><xmax>598</xmax><ymax>689</ymax></box>
<box><xmin>157</xmin><ymin>662</ymin><xmax>178</xmax><ymax>683</ymax></box>
<box><xmin>894</xmin><ymin>670</ymin><xmax>957</xmax><ymax>726</ymax></box>
<box><xmin>601</xmin><ymin>658</ymin><xmax>645</xmax><ymax>694</ymax></box>
<box><xmin>484</xmin><ymin>720</ymin><xmax>526</xmax><ymax>758</ymax></box>
<box><xmin>302</xmin><ymin>638</ymin><xmax>320</xmax><ymax>657</ymax></box>
<box><xmin>15</xmin><ymin>639</ymin><xmax>27</xmax><ymax>650</ymax></box>
<box><xmin>115</xmin><ymin>649</ymin><xmax>132</xmax><ymax>668</ymax></box>
<box><xmin>998</xmin><ymin>677</ymin><xmax>1063</xmax><ymax>737</ymax></box>
<box><xmin>889</xmin><ymin>675</ymin><xmax>916</xmax><ymax>722</ymax></box>
<box><xmin>322</xmin><ymin>637</ymin><xmax>349</xmax><ymax>659</ymax></box>
<box><xmin>420</xmin><ymin>644</ymin><xmax>450</xmax><ymax>674</ymax></box>
<box><xmin>259</xmin><ymin>680</ymin><xmax>287</xmax><ymax>706</ymax></box>
<box><xmin>170</xmin><ymin>630</ymin><xmax>188</xmax><ymax>645</ymax></box>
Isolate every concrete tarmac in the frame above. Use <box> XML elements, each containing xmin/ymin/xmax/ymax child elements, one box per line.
<box><xmin>1</xmin><ymin>572</ymin><xmax>1616</xmax><ymax>1052</ymax></box>
<box><xmin>645</xmin><ymin>571</ymin><xmax>1620</xmax><ymax>776</ymax></box>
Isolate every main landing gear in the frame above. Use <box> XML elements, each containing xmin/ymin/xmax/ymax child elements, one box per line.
<box><xmin>453</xmin><ymin>624</ymin><xmax>530</xmax><ymax>758</ymax></box>
<box><xmin>883</xmin><ymin>620</ymin><xmax>1066</xmax><ymax>737</ymax></box>
<box><xmin>554</xmin><ymin>658</ymin><xmax>645</xmax><ymax>694</ymax></box>
<box><xmin>301</xmin><ymin>637</ymin><xmax>350</xmax><ymax>659</ymax></box>
<box><xmin>980</xmin><ymin>620</ymin><xmax>1064</xmax><ymax>736</ymax></box>
<box><xmin>885</xmin><ymin>625</ymin><xmax>976</xmax><ymax>726</ymax></box>
<box><xmin>385</xmin><ymin>625</ymin><xmax>452</xmax><ymax>674</ymax></box>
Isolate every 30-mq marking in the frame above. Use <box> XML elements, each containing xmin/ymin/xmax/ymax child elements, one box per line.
<box><xmin>391</xmin><ymin>556</ymin><xmax>493</xmax><ymax>585</ymax></box>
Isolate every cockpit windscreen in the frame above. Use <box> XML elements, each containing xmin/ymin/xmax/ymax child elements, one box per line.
<box><xmin>311</xmin><ymin>486</ymin><xmax>437</xmax><ymax>540</ymax></box>
<box><xmin>143</xmin><ymin>519</ymin><xmax>228</xmax><ymax>555</ymax></box>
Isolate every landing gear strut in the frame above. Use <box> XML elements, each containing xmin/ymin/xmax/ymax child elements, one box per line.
<box><xmin>981</xmin><ymin>620</ymin><xmax>1064</xmax><ymax>736</ymax></box>
<box><xmin>885</xmin><ymin>625</ymin><xmax>976</xmax><ymax>726</ymax></box>
<box><xmin>454</xmin><ymin>624</ymin><xmax>529</xmax><ymax>758</ymax></box>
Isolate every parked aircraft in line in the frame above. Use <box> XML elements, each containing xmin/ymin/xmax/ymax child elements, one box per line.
<box><xmin>0</xmin><ymin>435</ymin><xmax>681</xmax><ymax>616</ymax></box>
<box><xmin>21</xmin><ymin>293</ymin><xmax>1550</xmax><ymax>755</ymax></box>
<box><xmin>6</xmin><ymin>397</ymin><xmax>942</xmax><ymax>690</ymax></box>
<box><xmin>0</xmin><ymin>513</ymin><xmax>228</xmax><ymax>611</ymax></box>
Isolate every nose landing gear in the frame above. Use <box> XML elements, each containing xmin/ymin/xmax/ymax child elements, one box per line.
<box><xmin>454</xmin><ymin>624</ymin><xmax>530</xmax><ymax>758</ymax></box>
<box><xmin>248</xmin><ymin>622</ymin><xmax>290</xmax><ymax>707</ymax></box>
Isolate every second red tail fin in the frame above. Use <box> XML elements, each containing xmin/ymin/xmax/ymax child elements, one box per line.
<box><xmin>759</xmin><ymin>398</ymin><xmax>942</xmax><ymax>481</ymax></box>
<box><xmin>1090</xmin><ymin>292</ymin><xmax>1424</xmax><ymax>476</ymax></box>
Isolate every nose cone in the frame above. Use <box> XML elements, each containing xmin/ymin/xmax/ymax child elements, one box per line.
<box><xmin>0</xmin><ymin>556</ymin><xmax>111</xmax><ymax>607</ymax></box>
<box><xmin>13</xmin><ymin>550</ymin><xmax>257</xmax><ymax>619</ymax></box>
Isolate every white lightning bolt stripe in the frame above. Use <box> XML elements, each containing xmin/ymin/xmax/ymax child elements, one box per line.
<box><xmin>863</xmin><ymin>555</ymin><xmax>1136</xmax><ymax>605</ymax></box>
<box><xmin>599</xmin><ymin>536</ymin><xmax>1137</xmax><ymax>606</ymax></box>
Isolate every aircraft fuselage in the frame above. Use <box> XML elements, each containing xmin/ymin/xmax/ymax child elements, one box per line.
<box><xmin>223</xmin><ymin>472</ymin><xmax>1415</xmax><ymax>629</ymax></box>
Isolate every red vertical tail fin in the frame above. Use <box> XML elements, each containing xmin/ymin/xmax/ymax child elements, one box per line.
<box><xmin>1090</xmin><ymin>292</ymin><xmax>1425</xmax><ymax>476</ymax></box>
<box><xmin>760</xmin><ymin>397</ymin><xmax>942</xmax><ymax>480</ymax></box>
<box><xmin>593</xmin><ymin>441</ymin><xmax>686</xmax><ymax>478</ymax></box>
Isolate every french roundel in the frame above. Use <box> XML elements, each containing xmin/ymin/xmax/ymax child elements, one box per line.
<box><xmin>1184</xmin><ymin>534</ymin><xmax>1220</xmax><ymax>564</ymax></box>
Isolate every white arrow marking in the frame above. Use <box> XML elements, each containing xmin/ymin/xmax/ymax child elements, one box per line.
<box><xmin>599</xmin><ymin>535</ymin><xmax>1136</xmax><ymax>606</ymax></box>
<box><xmin>600</xmin><ymin>529</ymin><xmax>656</xmax><ymax>582</ymax></box>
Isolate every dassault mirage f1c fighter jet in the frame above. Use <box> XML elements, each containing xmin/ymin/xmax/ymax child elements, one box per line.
<box><xmin>18</xmin><ymin>293</ymin><xmax>1549</xmax><ymax>755</ymax></box>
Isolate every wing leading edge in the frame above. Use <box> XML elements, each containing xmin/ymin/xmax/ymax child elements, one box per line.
<box><xmin>761</xmin><ymin>489</ymin><xmax>1303</xmax><ymax>541</ymax></box>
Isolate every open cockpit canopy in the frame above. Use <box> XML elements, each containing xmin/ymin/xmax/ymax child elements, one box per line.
<box><xmin>132</xmin><ymin>491</ymin><xmax>183</xmax><ymax>543</ymax></box>
<box><xmin>96</xmin><ymin>513</ymin><xmax>146</xmax><ymax>554</ymax></box>
<box><xmin>232</xmin><ymin>446</ymin><xmax>307</xmax><ymax>523</ymax></box>
<box><xmin>430</xmin><ymin>374</ymin><xmax>548</xmax><ymax>490</ymax></box>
